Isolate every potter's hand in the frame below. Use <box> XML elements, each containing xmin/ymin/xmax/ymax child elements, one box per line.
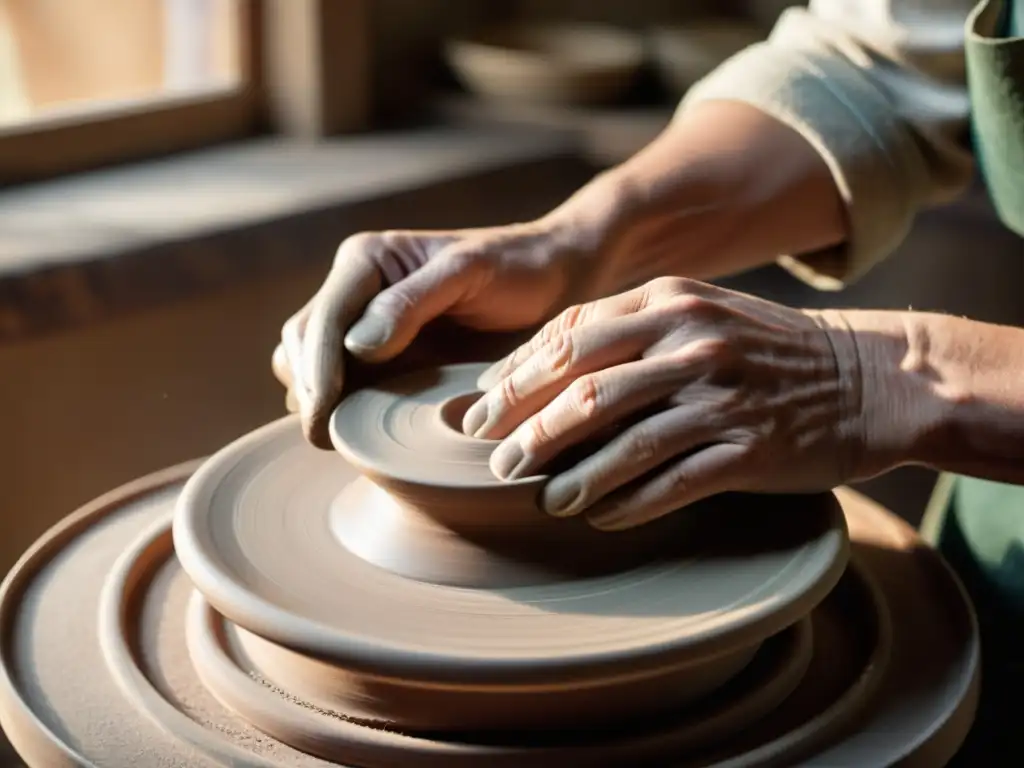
<box><xmin>273</xmin><ymin>222</ymin><xmax>595</xmax><ymax>448</ymax></box>
<box><xmin>465</xmin><ymin>277</ymin><xmax>864</xmax><ymax>530</ymax></box>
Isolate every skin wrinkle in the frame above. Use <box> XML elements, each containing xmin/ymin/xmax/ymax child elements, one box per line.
<box><xmin>805</xmin><ymin>312</ymin><xmax>858</xmax><ymax>436</ymax></box>
<box><xmin>476</xmin><ymin>280</ymin><xmax>858</xmax><ymax>527</ymax></box>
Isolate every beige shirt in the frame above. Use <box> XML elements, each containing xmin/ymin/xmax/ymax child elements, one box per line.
<box><xmin>681</xmin><ymin>0</ymin><xmax>979</xmax><ymax>289</ymax></box>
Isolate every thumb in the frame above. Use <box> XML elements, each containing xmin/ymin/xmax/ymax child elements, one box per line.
<box><xmin>344</xmin><ymin>248</ymin><xmax>490</xmax><ymax>362</ymax></box>
<box><xmin>300</xmin><ymin>242</ymin><xmax>383</xmax><ymax>446</ymax></box>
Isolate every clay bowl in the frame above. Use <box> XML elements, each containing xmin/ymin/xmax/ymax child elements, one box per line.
<box><xmin>649</xmin><ymin>21</ymin><xmax>764</xmax><ymax>96</ymax></box>
<box><xmin>328</xmin><ymin>363</ymin><xmax>696</xmax><ymax>586</ymax></box>
<box><xmin>443</xmin><ymin>23</ymin><xmax>644</xmax><ymax>107</ymax></box>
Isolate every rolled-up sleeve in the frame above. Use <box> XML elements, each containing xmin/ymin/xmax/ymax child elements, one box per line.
<box><xmin>680</xmin><ymin>0</ymin><xmax>977</xmax><ymax>289</ymax></box>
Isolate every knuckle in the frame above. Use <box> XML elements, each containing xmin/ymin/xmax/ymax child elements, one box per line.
<box><xmin>683</xmin><ymin>336</ymin><xmax>733</xmax><ymax>364</ymax></box>
<box><xmin>369</xmin><ymin>287</ymin><xmax>415</xmax><ymax>318</ymax></box>
<box><xmin>542</xmin><ymin>332</ymin><xmax>577</xmax><ymax>377</ymax></box>
<box><xmin>624</xmin><ymin>427</ymin><xmax>660</xmax><ymax>465</ymax></box>
<box><xmin>443</xmin><ymin>247</ymin><xmax>495</xmax><ymax>293</ymax></box>
<box><xmin>281</xmin><ymin>313</ymin><xmax>305</xmax><ymax>344</ymax></box>
<box><xmin>501</xmin><ymin>347</ymin><xmax>527</xmax><ymax>376</ymax></box>
<box><xmin>665</xmin><ymin>465</ymin><xmax>691</xmax><ymax>495</ymax></box>
<box><xmin>669</xmin><ymin>293</ymin><xmax>714</xmax><ymax>316</ymax></box>
<box><xmin>522</xmin><ymin>414</ymin><xmax>553</xmax><ymax>454</ymax></box>
<box><xmin>272</xmin><ymin>345</ymin><xmax>292</xmax><ymax>384</ymax></box>
<box><xmin>444</xmin><ymin>246</ymin><xmax>483</xmax><ymax>273</ymax></box>
<box><xmin>646</xmin><ymin>276</ymin><xmax>691</xmax><ymax>298</ymax></box>
<box><xmin>377</xmin><ymin>229</ymin><xmax>404</xmax><ymax>248</ymax></box>
<box><xmin>498</xmin><ymin>374</ymin><xmax>520</xmax><ymax>408</ymax></box>
<box><xmin>534</xmin><ymin>319</ymin><xmax>561</xmax><ymax>351</ymax></box>
<box><xmin>334</xmin><ymin>231</ymin><xmax>380</xmax><ymax>263</ymax></box>
<box><xmin>557</xmin><ymin>303</ymin><xmax>589</xmax><ymax>331</ymax></box>
<box><xmin>567</xmin><ymin>375</ymin><xmax>600</xmax><ymax>418</ymax></box>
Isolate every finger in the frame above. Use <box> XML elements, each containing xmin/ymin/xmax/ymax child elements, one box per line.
<box><xmin>541</xmin><ymin>399</ymin><xmax>719</xmax><ymax>517</ymax></box>
<box><xmin>281</xmin><ymin>305</ymin><xmax>314</xmax><ymax>420</ymax></box>
<box><xmin>271</xmin><ymin>342</ymin><xmax>292</xmax><ymax>389</ymax></box>
<box><xmin>586</xmin><ymin>443</ymin><xmax>746</xmax><ymax>531</ymax></box>
<box><xmin>272</xmin><ymin>343</ymin><xmax>301</xmax><ymax>413</ymax></box>
<box><xmin>464</xmin><ymin>313</ymin><xmax>665</xmax><ymax>439</ymax></box>
<box><xmin>344</xmin><ymin>246</ymin><xmax>492</xmax><ymax>363</ymax></box>
<box><xmin>487</xmin><ymin>356</ymin><xmax>697</xmax><ymax>481</ymax></box>
<box><xmin>300</xmin><ymin>240</ymin><xmax>383</xmax><ymax>445</ymax></box>
<box><xmin>476</xmin><ymin>283</ymin><xmax>658</xmax><ymax>391</ymax></box>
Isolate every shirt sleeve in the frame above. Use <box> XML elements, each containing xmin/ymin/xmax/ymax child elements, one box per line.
<box><xmin>679</xmin><ymin>0</ymin><xmax>977</xmax><ymax>290</ymax></box>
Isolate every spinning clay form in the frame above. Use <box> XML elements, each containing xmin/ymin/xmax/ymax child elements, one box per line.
<box><xmin>0</xmin><ymin>362</ymin><xmax>980</xmax><ymax>766</ymax></box>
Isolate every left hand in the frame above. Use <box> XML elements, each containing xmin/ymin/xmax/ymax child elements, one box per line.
<box><xmin>463</xmin><ymin>277</ymin><xmax>864</xmax><ymax>531</ymax></box>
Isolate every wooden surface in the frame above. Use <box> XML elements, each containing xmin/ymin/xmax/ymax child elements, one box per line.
<box><xmin>436</xmin><ymin>94</ymin><xmax>673</xmax><ymax>166</ymax></box>
<box><xmin>261</xmin><ymin>0</ymin><xmax>371</xmax><ymax>136</ymax></box>
<box><xmin>0</xmin><ymin>131</ymin><xmax>589</xmax><ymax>587</ymax></box>
<box><xmin>0</xmin><ymin>127</ymin><xmax>588</xmax><ymax>341</ymax></box>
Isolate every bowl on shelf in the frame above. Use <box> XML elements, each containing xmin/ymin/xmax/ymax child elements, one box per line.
<box><xmin>443</xmin><ymin>23</ymin><xmax>645</xmax><ymax>107</ymax></box>
<box><xmin>649</xmin><ymin>21</ymin><xmax>765</xmax><ymax>97</ymax></box>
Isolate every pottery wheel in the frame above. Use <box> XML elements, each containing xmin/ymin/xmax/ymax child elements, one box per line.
<box><xmin>171</xmin><ymin>364</ymin><xmax>848</xmax><ymax>732</ymax></box>
<box><xmin>0</xmin><ymin>362</ymin><xmax>980</xmax><ymax>767</ymax></box>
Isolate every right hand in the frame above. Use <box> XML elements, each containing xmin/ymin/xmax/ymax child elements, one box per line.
<box><xmin>272</xmin><ymin>220</ymin><xmax>599</xmax><ymax>448</ymax></box>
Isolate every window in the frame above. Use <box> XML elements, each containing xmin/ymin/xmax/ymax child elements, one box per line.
<box><xmin>0</xmin><ymin>0</ymin><xmax>371</xmax><ymax>184</ymax></box>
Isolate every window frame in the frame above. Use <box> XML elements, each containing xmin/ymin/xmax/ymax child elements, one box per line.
<box><xmin>0</xmin><ymin>0</ymin><xmax>371</xmax><ymax>185</ymax></box>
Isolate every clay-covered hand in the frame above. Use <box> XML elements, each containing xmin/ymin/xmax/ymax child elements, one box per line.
<box><xmin>463</xmin><ymin>277</ymin><xmax>864</xmax><ymax>530</ymax></box>
<box><xmin>273</xmin><ymin>221</ymin><xmax>598</xmax><ymax>448</ymax></box>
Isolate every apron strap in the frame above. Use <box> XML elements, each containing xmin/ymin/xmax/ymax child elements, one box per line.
<box><xmin>966</xmin><ymin>0</ymin><xmax>1024</xmax><ymax>236</ymax></box>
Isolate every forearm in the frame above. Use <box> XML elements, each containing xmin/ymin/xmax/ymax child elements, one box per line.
<box><xmin>545</xmin><ymin>100</ymin><xmax>848</xmax><ymax>297</ymax></box>
<box><xmin>543</xmin><ymin>0</ymin><xmax>975</xmax><ymax>298</ymax></box>
<box><xmin>818</xmin><ymin>309</ymin><xmax>1024</xmax><ymax>485</ymax></box>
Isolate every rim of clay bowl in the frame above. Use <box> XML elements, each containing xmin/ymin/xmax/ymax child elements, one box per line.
<box><xmin>328</xmin><ymin>362</ymin><xmax>546</xmax><ymax>491</ymax></box>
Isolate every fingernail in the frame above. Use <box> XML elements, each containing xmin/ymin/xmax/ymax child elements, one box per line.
<box><xmin>490</xmin><ymin>440</ymin><xmax>527</xmax><ymax>480</ymax></box>
<box><xmin>542</xmin><ymin>481</ymin><xmax>584</xmax><ymax>517</ymax></box>
<box><xmin>462</xmin><ymin>397</ymin><xmax>489</xmax><ymax>437</ymax></box>
<box><xmin>344</xmin><ymin>313</ymin><xmax>393</xmax><ymax>353</ymax></box>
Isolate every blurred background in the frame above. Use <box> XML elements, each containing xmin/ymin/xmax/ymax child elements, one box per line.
<box><xmin>0</xmin><ymin>1</ymin><xmax>1021</xmax><ymax>692</ymax></box>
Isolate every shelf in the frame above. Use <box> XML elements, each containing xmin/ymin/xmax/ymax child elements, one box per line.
<box><xmin>434</xmin><ymin>94</ymin><xmax>674</xmax><ymax>167</ymax></box>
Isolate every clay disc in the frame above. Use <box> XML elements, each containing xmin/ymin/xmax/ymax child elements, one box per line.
<box><xmin>0</xmin><ymin>463</ymin><xmax>978</xmax><ymax>767</ymax></box>
<box><xmin>174</xmin><ymin>368</ymin><xmax>849</xmax><ymax>696</ymax></box>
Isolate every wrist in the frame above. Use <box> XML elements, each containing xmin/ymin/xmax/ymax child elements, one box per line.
<box><xmin>898</xmin><ymin>313</ymin><xmax>1024</xmax><ymax>482</ymax></box>
<box><xmin>807</xmin><ymin>309</ymin><xmax>943</xmax><ymax>481</ymax></box>
<box><xmin>537</xmin><ymin>167</ymin><xmax>646</xmax><ymax>299</ymax></box>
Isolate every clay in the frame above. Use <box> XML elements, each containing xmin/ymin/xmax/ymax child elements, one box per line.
<box><xmin>173</xmin><ymin>364</ymin><xmax>848</xmax><ymax>732</ymax></box>
<box><xmin>0</xmin><ymin>362</ymin><xmax>981</xmax><ymax>767</ymax></box>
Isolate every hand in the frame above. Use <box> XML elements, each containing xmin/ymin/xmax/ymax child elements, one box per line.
<box><xmin>273</xmin><ymin>220</ymin><xmax>601</xmax><ymax>448</ymax></box>
<box><xmin>463</xmin><ymin>277</ymin><xmax>867</xmax><ymax>531</ymax></box>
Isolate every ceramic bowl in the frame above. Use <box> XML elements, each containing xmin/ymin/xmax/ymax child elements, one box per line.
<box><xmin>327</xmin><ymin>363</ymin><xmax>694</xmax><ymax>586</ymax></box>
<box><xmin>649</xmin><ymin>21</ymin><xmax>765</xmax><ymax>96</ymax></box>
<box><xmin>444</xmin><ymin>23</ymin><xmax>645</xmax><ymax>107</ymax></box>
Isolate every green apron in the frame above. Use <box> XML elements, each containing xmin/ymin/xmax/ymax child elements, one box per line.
<box><xmin>920</xmin><ymin>1</ymin><xmax>1024</xmax><ymax>762</ymax></box>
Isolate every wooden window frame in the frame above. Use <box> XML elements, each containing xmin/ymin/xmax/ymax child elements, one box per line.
<box><xmin>0</xmin><ymin>0</ymin><xmax>371</xmax><ymax>185</ymax></box>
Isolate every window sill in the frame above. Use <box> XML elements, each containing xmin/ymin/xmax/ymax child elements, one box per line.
<box><xmin>0</xmin><ymin>125</ymin><xmax>591</xmax><ymax>341</ymax></box>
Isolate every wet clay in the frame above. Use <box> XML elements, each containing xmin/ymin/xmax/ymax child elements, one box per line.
<box><xmin>0</xmin><ymin>362</ymin><xmax>981</xmax><ymax>766</ymax></box>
